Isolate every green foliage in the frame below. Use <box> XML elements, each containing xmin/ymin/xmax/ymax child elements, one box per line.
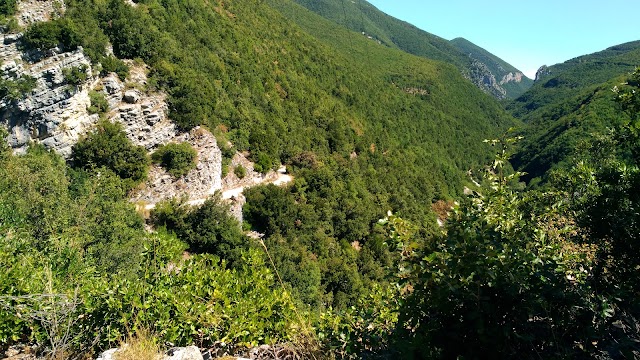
<box><xmin>0</xmin><ymin>73</ymin><xmax>36</xmax><ymax>102</ymax></box>
<box><xmin>100</xmin><ymin>55</ymin><xmax>130</xmax><ymax>81</ymax></box>
<box><xmin>74</xmin><ymin>250</ymin><xmax>301</xmax><ymax>349</ymax></box>
<box><xmin>234</xmin><ymin>165</ymin><xmax>246</xmax><ymax>179</ymax></box>
<box><xmin>508</xmin><ymin>43</ymin><xmax>640</xmax><ymax>183</ymax></box>
<box><xmin>0</xmin><ymin>0</ymin><xmax>17</xmax><ymax>17</ymax></box>
<box><xmin>288</xmin><ymin>0</ymin><xmax>471</xmax><ymax>70</ymax></box>
<box><xmin>87</xmin><ymin>90</ymin><xmax>109</xmax><ymax>114</ymax></box>
<box><xmin>318</xmin><ymin>284</ymin><xmax>399</xmax><ymax>358</ymax></box>
<box><xmin>71</xmin><ymin>120</ymin><xmax>150</xmax><ymax>187</ymax></box>
<box><xmin>151</xmin><ymin>195</ymin><xmax>247</xmax><ymax>266</ymax></box>
<box><xmin>22</xmin><ymin>18</ymin><xmax>79</xmax><ymax>51</ymax></box>
<box><xmin>0</xmin><ymin>146</ymin><xmax>147</xmax><ymax>275</ymax></box>
<box><xmin>0</xmin><ymin>127</ymin><xmax>9</xmax><ymax>158</ymax></box>
<box><xmin>63</xmin><ymin>64</ymin><xmax>89</xmax><ymax>86</ymax></box>
<box><xmin>0</xmin><ymin>147</ymin><xmax>304</xmax><ymax>354</ymax></box>
<box><xmin>383</xmin><ymin>138</ymin><xmax>601</xmax><ymax>358</ymax></box>
<box><xmin>151</xmin><ymin>142</ymin><xmax>197</xmax><ymax>178</ymax></box>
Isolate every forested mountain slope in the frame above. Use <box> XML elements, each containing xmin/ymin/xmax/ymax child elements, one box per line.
<box><xmin>508</xmin><ymin>41</ymin><xmax>640</xmax><ymax>182</ymax></box>
<box><xmin>287</xmin><ymin>0</ymin><xmax>532</xmax><ymax>99</ymax></box>
<box><xmin>2</xmin><ymin>1</ymin><xmax>640</xmax><ymax>358</ymax></box>
<box><xmin>2</xmin><ymin>0</ymin><xmax>517</xmax><ymax>221</ymax></box>
<box><xmin>0</xmin><ymin>0</ymin><xmax>517</xmax><ymax>347</ymax></box>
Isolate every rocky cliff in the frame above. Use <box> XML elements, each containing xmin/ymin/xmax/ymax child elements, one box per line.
<box><xmin>467</xmin><ymin>59</ymin><xmax>508</xmax><ymax>99</ymax></box>
<box><xmin>0</xmin><ymin>1</ymin><xmax>294</xmax><ymax>215</ymax></box>
<box><xmin>0</xmin><ymin>2</ymin><xmax>225</xmax><ymax>209</ymax></box>
<box><xmin>450</xmin><ymin>37</ymin><xmax>534</xmax><ymax>99</ymax></box>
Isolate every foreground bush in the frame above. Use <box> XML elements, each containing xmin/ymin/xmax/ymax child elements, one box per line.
<box><xmin>151</xmin><ymin>195</ymin><xmax>247</xmax><ymax>266</ymax></box>
<box><xmin>72</xmin><ymin>120</ymin><xmax>150</xmax><ymax>187</ymax></box>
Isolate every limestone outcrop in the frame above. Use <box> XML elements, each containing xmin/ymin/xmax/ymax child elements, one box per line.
<box><xmin>16</xmin><ymin>0</ymin><xmax>65</xmax><ymax>27</ymax></box>
<box><xmin>131</xmin><ymin>127</ymin><xmax>222</xmax><ymax>208</ymax></box>
<box><xmin>1</xmin><ymin>34</ymin><xmax>98</xmax><ymax>156</ymax></box>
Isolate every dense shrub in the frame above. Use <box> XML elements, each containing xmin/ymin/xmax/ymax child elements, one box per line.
<box><xmin>151</xmin><ymin>142</ymin><xmax>197</xmax><ymax>178</ymax></box>
<box><xmin>22</xmin><ymin>19</ymin><xmax>79</xmax><ymax>51</ymax></box>
<box><xmin>233</xmin><ymin>165</ymin><xmax>246</xmax><ymax>179</ymax></box>
<box><xmin>151</xmin><ymin>194</ymin><xmax>247</xmax><ymax>266</ymax></box>
<box><xmin>71</xmin><ymin>120</ymin><xmax>149</xmax><ymax>187</ymax></box>
<box><xmin>62</xmin><ymin>65</ymin><xmax>88</xmax><ymax>86</ymax></box>
<box><xmin>100</xmin><ymin>55</ymin><xmax>130</xmax><ymax>80</ymax></box>
<box><xmin>0</xmin><ymin>74</ymin><xmax>36</xmax><ymax>101</ymax></box>
<box><xmin>87</xmin><ymin>90</ymin><xmax>109</xmax><ymax>114</ymax></box>
<box><xmin>0</xmin><ymin>0</ymin><xmax>17</xmax><ymax>16</ymax></box>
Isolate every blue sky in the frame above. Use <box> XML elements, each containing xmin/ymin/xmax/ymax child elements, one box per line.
<box><xmin>367</xmin><ymin>0</ymin><xmax>640</xmax><ymax>79</ymax></box>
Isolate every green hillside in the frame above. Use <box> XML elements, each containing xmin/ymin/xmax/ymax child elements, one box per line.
<box><xmin>287</xmin><ymin>0</ymin><xmax>533</xmax><ymax>99</ymax></box>
<box><xmin>507</xmin><ymin>41</ymin><xmax>640</xmax><ymax>182</ymax></box>
<box><xmin>287</xmin><ymin>0</ymin><xmax>471</xmax><ymax>68</ymax></box>
<box><xmin>450</xmin><ymin>37</ymin><xmax>534</xmax><ymax>98</ymax></box>
<box><xmin>3</xmin><ymin>0</ymin><xmax>640</xmax><ymax>358</ymax></box>
<box><xmin>509</xmin><ymin>41</ymin><xmax>640</xmax><ymax>120</ymax></box>
<box><xmin>0</xmin><ymin>0</ymin><xmax>517</xmax><ymax>352</ymax></box>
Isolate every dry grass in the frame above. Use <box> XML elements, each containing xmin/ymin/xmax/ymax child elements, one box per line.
<box><xmin>113</xmin><ymin>330</ymin><xmax>162</xmax><ymax>360</ymax></box>
<box><xmin>431</xmin><ymin>200</ymin><xmax>455</xmax><ymax>223</ymax></box>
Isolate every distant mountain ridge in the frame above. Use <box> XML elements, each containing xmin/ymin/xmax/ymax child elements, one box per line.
<box><xmin>450</xmin><ymin>37</ymin><xmax>534</xmax><ymax>99</ymax></box>
<box><xmin>507</xmin><ymin>40</ymin><xmax>640</xmax><ymax>182</ymax></box>
<box><xmin>289</xmin><ymin>0</ymin><xmax>533</xmax><ymax>99</ymax></box>
<box><xmin>509</xmin><ymin>40</ymin><xmax>640</xmax><ymax>120</ymax></box>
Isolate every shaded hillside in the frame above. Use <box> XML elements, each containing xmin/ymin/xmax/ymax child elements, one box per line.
<box><xmin>508</xmin><ymin>41</ymin><xmax>640</xmax><ymax>182</ymax></box>
<box><xmin>509</xmin><ymin>41</ymin><xmax>640</xmax><ymax>120</ymax></box>
<box><xmin>287</xmin><ymin>0</ymin><xmax>532</xmax><ymax>98</ymax></box>
<box><xmin>450</xmin><ymin>37</ymin><xmax>533</xmax><ymax>99</ymax></box>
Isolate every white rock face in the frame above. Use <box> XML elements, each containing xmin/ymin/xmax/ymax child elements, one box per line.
<box><xmin>1</xmin><ymin>34</ymin><xmax>99</xmax><ymax>156</ymax></box>
<box><xmin>132</xmin><ymin>127</ymin><xmax>222</xmax><ymax>208</ymax></box>
<box><xmin>96</xmin><ymin>346</ymin><xmax>204</xmax><ymax>360</ymax></box>
<box><xmin>101</xmin><ymin>66</ymin><xmax>178</xmax><ymax>150</ymax></box>
<box><xmin>165</xmin><ymin>346</ymin><xmax>204</xmax><ymax>360</ymax></box>
<box><xmin>16</xmin><ymin>0</ymin><xmax>66</xmax><ymax>27</ymax></box>
<box><xmin>1</xmin><ymin>34</ymin><xmax>178</xmax><ymax>156</ymax></box>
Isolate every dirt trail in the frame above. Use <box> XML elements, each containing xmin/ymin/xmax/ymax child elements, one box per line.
<box><xmin>149</xmin><ymin>166</ymin><xmax>294</xmax><ymax>209</ymax></box>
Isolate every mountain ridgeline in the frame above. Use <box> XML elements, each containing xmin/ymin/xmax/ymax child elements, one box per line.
<box><xmin>288</xmin><ymin>0</ymin><xmax>533</xmax><ymax>99</ymax></box>
<box><xmin>507</xmin><ymin>40</ymin><xmax>640</xmax><ymax>182</ymax></box>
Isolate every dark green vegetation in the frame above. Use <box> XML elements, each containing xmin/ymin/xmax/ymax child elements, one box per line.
<box><xmin>1</xmin><ymin>0</ymin><xmax>640</xmax><ymax>358</ymax></box>
<box><xmin>62</xmin><ymin>64</ymin><xmax>89</xmax><ymax>86</ymax></box>
<box><xmin>152</xmin><ymin>195</ymin><xmax>247</xmax><ymax>265</ymax></box>
<box><xmin>71</xmin><ymin>120</ymin><xmax>150</xmax><ymax>187</ymax></box>
<box><xmin>288</xmin><ymin>0</ymin><xmax>532</xmax><ymax>99</ymax></box>
<box><xmin>0</xmin><ymin>72</ymin><xmax>36</xmax><ymax>102</ymax></box>
<box><xmin>99</xmin><ymin>55</ymin><xmax>129</xmax><ymax>80</ymax></box>
<box><xmin>21</xmin><ymin>18</ymin><xmax>80</xmax><ymax>51</ymax></box>
<box><xmin>151</xmin><ymin>142</ymin><xmax>197</xmax><ymax>178</ymax></box>
<box><xmin>289</xmin><ymin>0</ymin><xmax>469</xmax><ymax>67</ymax></box>
<box><xmin>508</xmin><ymin>41</ymin><xmax>640</xmax><ymax>182</ymax></box>
<box><xmin>0</xmin><ymin>0</ymin><xmax>16</xmax><ymax>17</ymax></box>
<box><xmin>0</xmin><ymin>145</ymin><xmax>301</xmax><ymax>352</ymax></box>
<box><xmin>87</xmin><ymin>90</ymin><xmax>109</xmax><ymax>115</ymax></box>
<box><xmin>450</xmin><ymin>37</ymin><xmax>534</xmax><ymax>98</ymax></box>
